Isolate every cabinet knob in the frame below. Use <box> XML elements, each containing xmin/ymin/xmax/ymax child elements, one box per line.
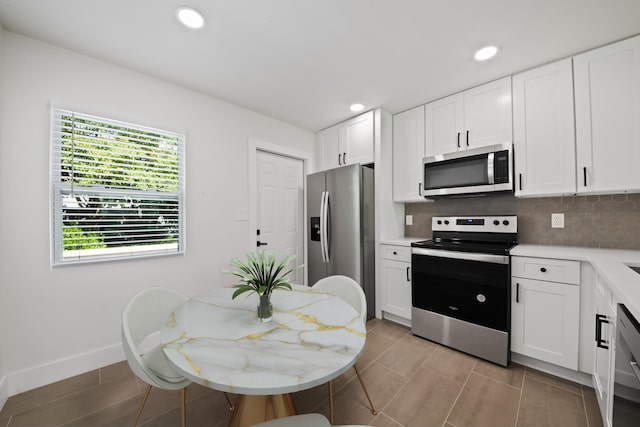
<box><xmin>393</xmin><ymin>251</ymin><xmax>397</xmax><ymax>255</ymax></box>
<box><xmin>540</xmin><ymin>267</ymin><xmax>547</xmax><ymax>273</ymax></box>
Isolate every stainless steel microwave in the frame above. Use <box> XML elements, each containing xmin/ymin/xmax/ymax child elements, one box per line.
<box><xmin>422</xmin><ymin>143</ymin><xmax>513</xmax><ymax>197</ymax></box>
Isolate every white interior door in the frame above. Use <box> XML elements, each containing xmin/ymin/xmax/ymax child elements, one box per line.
<box><xmin>256</xmin><ymin>150</ymin><xmax>304</xmax><ymax>284</ymax></box>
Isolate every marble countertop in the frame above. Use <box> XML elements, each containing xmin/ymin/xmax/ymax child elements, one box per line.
<box><xmin>511</xmin><ymin>244</ymin><xmax>640</xmax><ymax>321</ymax></box>
<box><xmin>160</xmin><ymin>285</ymin><xmax>365</xmax><ymax>395</ymax></box>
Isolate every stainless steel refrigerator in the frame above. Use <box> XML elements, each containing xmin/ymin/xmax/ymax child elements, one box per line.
<box><xmin>307</xmin><ymin>163</ymin><xmax>375</xmax><ymax>319</ymax></box>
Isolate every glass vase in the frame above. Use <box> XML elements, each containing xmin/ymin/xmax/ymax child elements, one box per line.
<box><xmin>257</xmin><ymin>294</ymin><xmax>273</xmax><ymax>322</ymax></box>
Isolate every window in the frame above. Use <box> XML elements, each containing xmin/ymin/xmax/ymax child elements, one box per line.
<box><xmin>50</xmin><ymin>108</ymin><xmax>185</xmax><ymax>265</ymax></box>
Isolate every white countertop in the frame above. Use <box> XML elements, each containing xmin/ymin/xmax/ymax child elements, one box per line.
<box><xmin>160</xmin><ymin>285</ymin><xmax>365</xmax><ymax>395</ymax></box>
<box><xmin>511</xmin><ymin>244</ymin><xmax>640</xmax><ymax>321</ymax></box>
<box><xmin>379</xmin><ymin>237</ymin><xmax>426</xmax><ymax>246</ymax></box>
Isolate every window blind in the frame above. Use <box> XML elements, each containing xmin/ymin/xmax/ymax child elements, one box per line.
<box><xmin>50</xmin><ymin>108</ymin><xmax>185</xmax><ymax>265</ymax></box>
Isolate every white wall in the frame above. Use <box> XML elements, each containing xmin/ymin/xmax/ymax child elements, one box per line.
<box><xmin>0</xmin><ymin>30</ymin><xmax>314</xmax><ymax>400</ymax></box>
<box><xmin>0</xmin><ymin>22</ymin><xmax>8</xmax><ymax>409</ymax></box>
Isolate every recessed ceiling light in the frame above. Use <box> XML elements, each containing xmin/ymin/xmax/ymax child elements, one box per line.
<box><xmin>474</xmin><ymin>46</ymin><xmax>499</xmax><ymax>61</ymax></box>
<box><xmin>176</xmin><ymin>7</ymin><xmax>205</xmax><ymax>29</ymax></box>
<box><xmin>350</xmin><ymin>103</ymin><xmax>364</xmax><ymax>112</ymax></box>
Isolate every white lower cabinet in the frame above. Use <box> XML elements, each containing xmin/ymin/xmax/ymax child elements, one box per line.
<box><xmin>511</xmin><ymin>257</ymin><xmax>581</xmax><ymax>370</ymax></box>
<box><xmin>592</xmin><ymin>276</ymin><xmax>616</xmax><ymax>427</ymax></box>
<box><xmin>380</xmin><ymin>244</ymin><xmax>412</xmax><ymax>321</ymax></box>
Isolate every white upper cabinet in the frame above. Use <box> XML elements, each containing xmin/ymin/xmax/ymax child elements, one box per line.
<box><xmin>574</xmin><ymin>35</ymin><xmax>640</xmax><ymax>194</ymax></box>
<box><xmin>317</xmin><ymin>125</ymin><xmax>342</xmax><ymax>171</ymax></box>
<box><xmin>513</xmin><ymin>58</ymin><xmax>576</xmax><ymax>197</ymax></box>
<box><xmin>393</xmin><ymin>106</ymin><xmax>425</xmax><ymax>202</ymax></box>
<box><xmin>316</xmin><ymin>111</ymin><xmax>374</xmax><ymax>171</ymax></box>
<box><xmin>343</xmin><ymin>111</ymin><xmax>375</xmax><ymax>165</ymax></box>
<box><xmin>425</xmin><ymin>93</ymin><xmax>464</xmax><ymax>156</ymax></box>
<box><xmin>426</xmin><ymin>77</ymin><xmax>512</xmax><ymax>156</ymax></box>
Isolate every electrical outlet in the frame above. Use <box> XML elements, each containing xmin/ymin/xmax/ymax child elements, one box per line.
<box><xmin>551</xmin><ymin>213</ymin><xmax>564</xmax><ymax>228</ymax></box>
<box><xmin>405</xmin><ymin>215</ymin><xmax>413</xmax><ymax>226</ymax></box>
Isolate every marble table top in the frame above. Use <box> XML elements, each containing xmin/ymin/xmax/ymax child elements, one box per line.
<box><xmin>160</xmin><ymin>285</ymin><xmax>366</xmax><ymax>395</ymax></box>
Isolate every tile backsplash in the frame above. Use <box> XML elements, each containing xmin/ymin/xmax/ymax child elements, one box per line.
<box><xmin>405</xmin><ymin>193</ymin><xmax>640</xmax><ymax>250</ymax></box>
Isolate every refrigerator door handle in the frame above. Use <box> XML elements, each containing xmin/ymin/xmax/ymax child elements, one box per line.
<box><xmin>320</xmin><ymin>191</ymin><xmax>327</xmax><ymax>263</ymax></box>
<box><xmin>321</xmin><ymin>191</ymin><xmax>330</xmax><ymax>263</ymax></box>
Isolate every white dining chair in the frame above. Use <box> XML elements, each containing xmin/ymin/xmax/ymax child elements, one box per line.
<box><xmin>251</xmin><ymin>413</ymin><xmax>371</xmax><ymax>427</ymax></box>
<box><xmin>121</xmin><ymin>287</ymin><xmax>234</xmax><ymax>427</ymax></box>
<box><xmin>312</xmin><ymin>276</ymin><xmax>377</xmax><ymax>424</ymax></box>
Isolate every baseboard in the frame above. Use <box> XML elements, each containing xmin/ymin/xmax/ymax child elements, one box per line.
<box><xmin>5</xmin><ymin>342</ymin><xmax>125</xmax><ymax>398</ymax></box>
<box><xmin>0</xmin><ymin>374</ymin><xmax>8</xmax><ymax>413</ymax></box>
<box><xmin>381</xmin><ymin>311</ymin><xmax>411</xmax><ymax>328</ymax></box>
<box><xmin>511</xmin><ymin>352</ymin><xmax>593</xmax><ymax>388</ymax></box>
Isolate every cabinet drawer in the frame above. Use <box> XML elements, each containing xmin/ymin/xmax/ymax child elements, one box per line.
<box><xmin>381</xmin><ymin>245</ymin><xmax>411</xmax><ymax>262</ymax></box>
<box><xmin>512</xmin><ymin>256</ymin><xmax>580</xmax><ymax>285</ymax></box>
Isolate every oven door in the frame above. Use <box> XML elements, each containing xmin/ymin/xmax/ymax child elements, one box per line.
<box><xmin>613</xmin><ymin>304</ymin><xmax>640</xmax><ymax>426</ymax></box>
<box><xmin>411</xmin><ymin>248</ymin><xmax>510</xmax><ymax>332</ymax></box>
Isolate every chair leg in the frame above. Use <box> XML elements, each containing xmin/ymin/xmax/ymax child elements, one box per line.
<box><xmin>133</xmin><ymin>384</ymin><xmax>153</xmax><ymax>427</ymax></box>
<box><xmin>181</xmin><ymin>387</ymin><xmax>187</xmax><ymax>427</ymax></box>
<box><xmin>353</xmin><ymin>364</ymin><xmax>377</xmax><ymax>415</ymax></box>
<box><xmin>223</xmin><ymin>392</ymin><xmax>235</xmax><ymax>412</ymax></box>
<box><xmin>328</xmin><ymin>380</ymin><xmax>334</xmax><ymax>425</ymax></box>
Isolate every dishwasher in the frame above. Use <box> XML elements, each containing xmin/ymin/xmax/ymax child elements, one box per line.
<box><xmin>612</xmin><ymin>304</ymin><xmax>640</xmax><ymax>426</ymax></box>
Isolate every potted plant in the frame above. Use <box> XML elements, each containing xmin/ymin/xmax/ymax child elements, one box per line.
<box><xmin>226</xmin><ymin>251</ymin><xmax>299</xmax><ymax>322</ymax></box>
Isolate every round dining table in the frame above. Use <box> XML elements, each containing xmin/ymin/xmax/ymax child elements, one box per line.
<box><xmin>160</xmin><ymin>285</ymin><xmax>366</xmax><ymax>427</ymax></box>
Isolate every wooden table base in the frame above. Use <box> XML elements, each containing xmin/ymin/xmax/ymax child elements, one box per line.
<box><xmin>228</xmin><ymin>394</ymin><xmax>297</xmax><ymax>427</ymax></box>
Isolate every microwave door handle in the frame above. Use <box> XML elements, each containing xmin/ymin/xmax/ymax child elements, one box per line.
<box><xmin>487</xmin><ymin>153</ymin><xmax>495</xmax><ymax>184</ymax></box>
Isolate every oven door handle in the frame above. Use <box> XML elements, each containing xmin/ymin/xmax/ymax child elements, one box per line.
<box><xmin>630</xmin><ymin>359</ymin><xmax>640</xmax><ymax>383</ymax></box>
<box><xmin>411</xmin><ymin>247</ymin><xmax>509</xmax><ymax>264</ymax></box>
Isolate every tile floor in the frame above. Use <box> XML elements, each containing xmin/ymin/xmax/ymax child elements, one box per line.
<box><xmin>0</xmin><ymin>319</ymin><xmax>604</xmax><ymax>427</ymax></box>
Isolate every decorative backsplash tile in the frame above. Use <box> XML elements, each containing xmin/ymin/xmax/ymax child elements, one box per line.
<box><xmin>405</xmin><ymin>193</ymin><xmax>640</xmax><ymax>250</ymax></box>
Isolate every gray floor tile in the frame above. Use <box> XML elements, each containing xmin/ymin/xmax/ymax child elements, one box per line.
<box><xmin>372</xmin><ymin>412</ymin><xmax>403</xmax><ymax>426</ymax></box>
<box><xmin>332</xmin><ymin>361</ymin><xmax>406</xmax><ymax>425</ymax></box>
<box><xmin>517</xmin><ymin>376</ymin><xmax>587</xmax><ymax>427</ymax></box>
<box><xmin>422</xmin><ymin>344</ymin><xmax>477</xmax><ymax>383</ymax></box>
<box><xmin>384</xmin><ymin>366</ymin><xmax>464</xmax><ymax>427</ymax></box>
<box><xmin>582</xmin><ymin>386</ymin><xmax>604</xmax><ymax>427</ymax></box>
<box><xmin>0</xmin><ymin>370</ymin><xmax>99</xmax><ymax>419</ymax></box>
<box><xmin>525</xmin><ymin>367</ymin><xmax>582</xmax><ymax>395</ymax></box>
<box><xmin>447</xmin><ymin>372</ymin><xmax>520</xmax><ymax>427</ymax></box>
<box><xmin>376</xmin><ymin>333</ymin><xmax>437</xmax><ymax>377</ymax></box>
<box><xmin>473</xmin><ymin>359</ymin><xmax>526</xmax><ymax>389</ymax></box>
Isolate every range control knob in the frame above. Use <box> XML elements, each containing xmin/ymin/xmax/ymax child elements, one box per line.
<box><xmin>503</xmin><ymin>220</ymin><xmax>510</xmax><ymax>226</ymax></box>
<box><xmin>444</xmin><ymin>220</ymin><xmax>450</xmax><ymax>225</ymax></box>
<box><xmin>437</xmin><ymin>220</ymin><xmax>442</xmax><ymax>225</ymax></box>
<box><xmin>493</xmin><ymin>220</ymin><xmax>500</xmax><ymax>226</ymax></box>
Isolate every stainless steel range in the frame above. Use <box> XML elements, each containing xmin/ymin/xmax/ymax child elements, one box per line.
<box><xmin>411</xmin><ymin>215</ymin><xmax>518</xmax><ymax>366</ymax></box>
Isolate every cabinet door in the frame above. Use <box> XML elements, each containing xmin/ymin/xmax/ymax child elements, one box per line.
<box><xmin>393</xmin><ymin>106</ymin><xmax>425</xmax><ymax>202</ymax></box>
<box><xmin>381</xmin><ymin>258</ymin><xmax>412</xmax><ymax>320</ymax></box>
<box><xmin>593</xmin><ymin>277</ymin><xmax>616</xmax><ymax>427</ymax></box>
<box><xmin>463</xmin><ymin>76</ymin><xmax>513</xmax><ymax>149</ymax></box>
<box><xmin>511</xmin><ymin>278</ymin><xmax>580</xmax><ymax>369</ymax></box>
<box><xmin>575</xmin><ymin>35</ymin><xmax>640</xmax><ymax>194</ymax></box>
<box><xmin>425</xmin><ymin>93</ymin><xmax>464</xmax><ymax>156</ymax></box>
<box><xmin>343</xmin><ymin>111</ymin><xmax>374</xmax><ymax>166</ymax></box>
<box><xmin>317</xmin><ymin>125</ymin><xmax>342</xmax><ymax>170</ymax></box>
<box><xmin>513</xmin><ymin>59</ymin><xmax>576</xmax><ymax>197</ymax></box>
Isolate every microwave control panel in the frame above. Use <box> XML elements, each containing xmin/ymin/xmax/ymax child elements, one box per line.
<box><xmin>493</xmin><ymin>150</ymin><xmax>510</xmax><ymax>183</ymax></box>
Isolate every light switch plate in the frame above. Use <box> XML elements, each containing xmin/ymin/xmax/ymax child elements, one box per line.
<box><xmin>551</xmin><ymin>213</ymin><xmax>564</xmax><ymax>228</ymax></box>
<box><xmin>405</xmin><ymin>215</ymin><xmax>413</xmax><ymax>226</ymax></box>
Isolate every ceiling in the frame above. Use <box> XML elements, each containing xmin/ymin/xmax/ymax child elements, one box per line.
<box><xmin>1</xmin><ymin>0</ymin><xmax>640</xmax><ymax>131</ymax></box>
